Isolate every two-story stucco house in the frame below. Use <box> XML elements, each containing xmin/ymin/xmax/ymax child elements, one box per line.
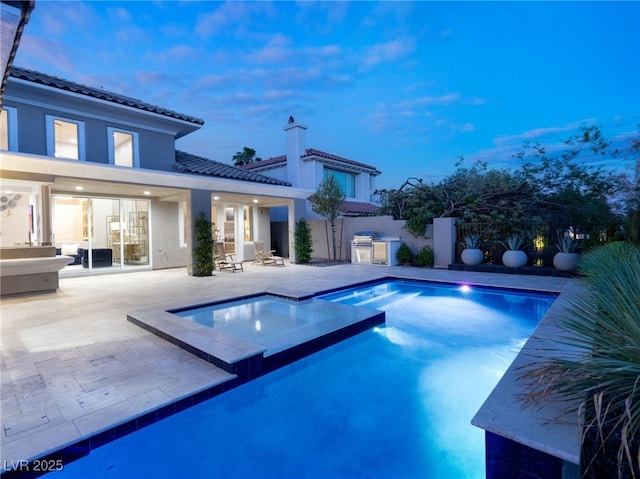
<box><xmin>243</xmin><ymin>116</ymin><xmax>382</xmax><ymax>219</ymax></box>
<box><xmin>0</xmin><ymin>67</ymin><xmax>311</xmax><ymax>276</ymax></box>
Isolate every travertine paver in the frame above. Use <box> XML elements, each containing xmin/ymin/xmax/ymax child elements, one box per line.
<box><xmin>1</xmin><ymin>263</ymin><xmax>573</xmax><ymax>470</ymax></box>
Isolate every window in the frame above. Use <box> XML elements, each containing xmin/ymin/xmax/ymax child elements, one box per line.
<box><xmin>108</xmin><ymin>127</ymin><xmax>139</xmax><ymax>167</ymax></box>
<box><xmin>46</xmin><ymin>115</ymin><xmax>86</xmax><ymax>160</ymax></box>
<box><xmin>0</xmin><ymin>107</ymin><xmax>18</xmax><ymax>151</ymax></box>
<box><xmin>324</xmin><ymin>168</ymin><xmax>356</xmax><ymax>198</ymax></box>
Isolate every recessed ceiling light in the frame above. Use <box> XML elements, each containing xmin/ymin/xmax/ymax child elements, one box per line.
<box><xmin>253</xmin><ymin>199</ymin><xmax>259</xmax><ymax>203</ymax></box>
<box><xmin>143</xmin><ymin>191</ymin><xmax>151</xmax><ymax>195</ymax></box>
<box><xmin>75</xmin><ymin>186</ymin><xmax>84</xmax><ymax>191</ymax></box>
<box><xmin>213</xmin><ymin>196</ymin><xmax>220</xmax><ymax>200</ymax></box>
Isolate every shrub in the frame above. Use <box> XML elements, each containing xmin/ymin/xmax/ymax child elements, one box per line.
<box><xmin>520</xmin><ymin>242</ymin><xmax>640</xmax><ymax>478</ymax></box>
<box><xmin>294</xmin><ymin>218</ymin><xmax>313</xmax><ymax>264</ymax></box>
<box><xmin>193</xmin><ymin>212</ymin><xmax>214</xmax><ymax>276</ymax></box>
<box><xmin>415</xmin><ymin>245</ymin><xmax>434</xmax><ymax>267</ymax></box>
<box><xmin>396</xmin><ymin>243</ymin><xmax>414</xmax><ymax>265</ymax></box>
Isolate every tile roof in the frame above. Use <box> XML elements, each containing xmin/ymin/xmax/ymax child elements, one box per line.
<box><xmin>243</xmin><ymin>149</ymin><xmax>381</xmax><ymax>174</ymax></box>
<box><xmin>175</xmin><ymin>151</ymin><xmax>291</xmax><ymax>186</ymax></box>
<box><xmin>303</xmin><ymin>148</ymin><xmax>381</xmax><ymax>174</ymax></box>
<box><xmin>307</xmin><ymin>196</ymin><xmax>380</xmax><ymax>216</ymax></box>
<box><xmin>339</xmin><ymin>200</ymin><xmax>380</xmax><ymax>215</ymax></box>
<box><xmin>242</xmin><ymin>155</ymin><xmax>286</xmax><ymax>169</ymax></box>
<box><xmin>9</xmin><ymin>67</ymin><xmax>204</xmax><ymax>125</ymax></box>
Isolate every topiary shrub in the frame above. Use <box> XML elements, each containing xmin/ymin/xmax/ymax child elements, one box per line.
<box><xmin>396</xmin><ymin>243</ymin><xmax>414</xmax><ymax>265</ymax></box>
<box><xmin>193</xmin><ymin>212</ymin><xmax>215</xmax><ymax>276</ymax></box>
<box><xmin>294</xmin><ymin>217</ymin><xmax>313</xmax><ymax>264</ymax></box>
<box><xmin>415</xmin><ymin>245</ymin><xmax>434</xmax><ymax>267</ymax></box>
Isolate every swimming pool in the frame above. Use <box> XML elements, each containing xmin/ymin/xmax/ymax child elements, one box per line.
<box><xmin>46</xmin><ymin>279</ymin><xmax>556</xmax><ymax>479</ymax></box>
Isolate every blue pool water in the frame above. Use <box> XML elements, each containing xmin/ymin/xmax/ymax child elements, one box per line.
<box><xmin>49</xmin><ymin>280</ymin><xmax>556</xmax><ymax>479</ymax></box>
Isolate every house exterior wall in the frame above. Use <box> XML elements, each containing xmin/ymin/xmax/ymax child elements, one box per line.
<box><xmin>4</xmin><ymin>80</ymin><xmax>184</xmax><ymax>171</ymax></box>
<box><xmin>150</xmin><ymin>199</ymin><xmax>188</xmax><ymax>270</ymax></box>
<box><xmin>253</xmin><ymin>164</ymin><xmax>288</xmax><ymax>183</ymax></box>
<box><xmin>355</xmin><ymin>172</ymin><xmax>372</xmax><ymax>202</ymax></box>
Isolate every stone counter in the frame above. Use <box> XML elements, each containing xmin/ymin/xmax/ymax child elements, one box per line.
<box><xmin>1</xmin><ymin>255</ymin><xmax>73</xmax><ymax>296</ymax></box>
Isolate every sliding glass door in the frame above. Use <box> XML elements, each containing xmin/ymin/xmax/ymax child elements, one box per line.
<box><xmin>53</xmin><ymin>195</ymin><xmax>150</xmax><ymax>273</ymax></box>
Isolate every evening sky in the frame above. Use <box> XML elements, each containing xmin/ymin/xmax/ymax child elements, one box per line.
<box><xmin>14</xmin><ymin>1</ymin><xmax>640</xmax><ymax>189</ymax></box>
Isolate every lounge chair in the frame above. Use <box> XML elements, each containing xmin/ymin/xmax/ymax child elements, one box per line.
<box><xmin>253</xmin><ymin>241</ymin><xmax>285</xmax><ymax>267</ymax></box>
<box><xmin>215</xmin><ymin>242</ymin><xmax>243</xmax><ymax>272</ymax></box>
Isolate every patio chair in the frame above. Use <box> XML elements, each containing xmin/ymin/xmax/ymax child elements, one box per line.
<box><xmin>252</xmin><ymin>241</ymin><xmax>285</xmax><ymax>267</ymax></box>
<box><xmin>215</xmin><ymin>242</ymin><xmax>243</xmax><ymax>272</ymax></box>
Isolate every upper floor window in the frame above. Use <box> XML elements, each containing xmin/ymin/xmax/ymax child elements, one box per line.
<box><xmin>46</xmin><ymin>115</ymin><xmax>86</xmax><ymax>160</ymax></box>
<box><xmin>324</xmin><ymin>168</ymin><xmax>356</xmax><ymax>198</ymax></box>
<box><xmin>108</xmin><ymin>127</ymin><xmax>139</xmax><ymax>167</ymax></box>
<box><xmin>0</xmin><ymin>107</ymin><xmax>18</xmax><ymax>151</ymax></box>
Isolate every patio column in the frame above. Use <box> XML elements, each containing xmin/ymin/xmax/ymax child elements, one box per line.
<box><xmin>433</xmin><ymin>217</ymin><xmax>456</xmax><ymax>269</ymax></box>
<box><xmin>40</xmin><ymin>184</ymin><xmax>52</xmax><ymax>245</ymax></box>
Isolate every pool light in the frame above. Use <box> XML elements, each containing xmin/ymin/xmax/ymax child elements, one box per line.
<box><xmin>459</xmin><ymin>284</ymin><xmax>472</xmax><ymax>294</ymax></box>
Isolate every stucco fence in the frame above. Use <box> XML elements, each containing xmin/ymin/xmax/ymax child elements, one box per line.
<box><xmin>295</xmin><ymin>216</ymin><xmax>455</xmax><ymax>268</ymax></box>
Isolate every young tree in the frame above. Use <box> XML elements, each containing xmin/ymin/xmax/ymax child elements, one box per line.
<box><xmin>310</xmin><ymin>175</ymin><xmax>346</xmax><ymax>261</ymax></box>
<box><xmin>232</xmin><ymin>147</ymin><xmax>262</xmax><ymax>166</ymax></box>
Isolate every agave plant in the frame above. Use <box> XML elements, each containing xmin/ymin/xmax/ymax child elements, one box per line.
<box><xmin>500</xmin><ymin>233</ymin><xmax>527</xmax><ymax>251</ymax></box>
<box><xmin>555</xmin><ymin>236</ymin><xmax>578</xmax><ymax>253</ymax></box>
<box><xmin>462</xmin><ymin>234</ymin><xmax>481</xmax><ymax>249</ymax></box>
<box><xmin>519</xmin><ymin>242</ymin><xmax>640</xmax><ymax>478</ymax></box>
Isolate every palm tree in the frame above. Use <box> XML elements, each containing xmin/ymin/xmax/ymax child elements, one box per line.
<box><xmin>232</xmin><ymin>147</ymin><xmax>262</xmax><ymax>166</ymax></box>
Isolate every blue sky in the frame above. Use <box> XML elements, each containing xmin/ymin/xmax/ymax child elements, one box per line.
<box><xmin>15</xmin><ymin>1</ymin><xmax>640</xmax><ymax>189</ymax></box>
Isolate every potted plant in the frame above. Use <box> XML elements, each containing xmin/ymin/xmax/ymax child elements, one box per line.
<box><xmin>500</xmin><ymin>234</ymin><xmax>527</xmax><ymax>268</ymax></box>
<box><xmin>553</xmin><ymin>237</ymin><xmax>580</xmax><ymax>271</ymax></box>
<box><xmin>461</xmin><ymin>234</ymin><xmax>483</xmax><ymax>266</ymax></box>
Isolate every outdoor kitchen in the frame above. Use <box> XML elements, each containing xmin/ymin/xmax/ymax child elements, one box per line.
<box><xmin>351</xmin><ymin>231</ymin><xmax>401</xmax><ymax>266</ymax></box>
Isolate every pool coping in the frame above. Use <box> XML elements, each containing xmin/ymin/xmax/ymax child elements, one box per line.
<box><xmin>471</xmin><ymin>280</ymin><xmax>583</xmax><ymax>466</ymax></box>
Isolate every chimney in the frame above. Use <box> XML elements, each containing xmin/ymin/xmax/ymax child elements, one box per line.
<box><xmin>284</xmin><ymin>116</ymin><xmax>307</xmax><ymax>188</ymax></box>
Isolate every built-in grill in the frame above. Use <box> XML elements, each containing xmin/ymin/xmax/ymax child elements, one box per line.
<box><xmin>352</xmin><ymin>231</ymin><xmax>377</xmax><ymax>264</ymax></box>
<box><xmin>352</xmin><ymin>231</ymin><xmax>377</xmax><ymax>246</ymax></box>
<box><xmin>351</xmin><ymin>231</ymin><xmax>401</xmax><ymax>265</ymax></box>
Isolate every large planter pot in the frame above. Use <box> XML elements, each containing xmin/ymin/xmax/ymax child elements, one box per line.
<box><xmin>461</xmin><ymin>248</ymin><xmax>483</xmax><ymax>266</ymax></box>
<box><xmin>553</xmin><ymin>252</ymin><xmax>580</xmax><ymax>271</ymax></box>
<box><xmin>502</xmin><ymin>250</ymin><xmax>527</xmax><ymax>268</ymax></box>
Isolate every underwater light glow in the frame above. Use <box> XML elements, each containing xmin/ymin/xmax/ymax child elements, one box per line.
<box><xmin>459</xmin><ymin>285</ymin><xmax>472</xmax><ymax>294</ymax></box>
